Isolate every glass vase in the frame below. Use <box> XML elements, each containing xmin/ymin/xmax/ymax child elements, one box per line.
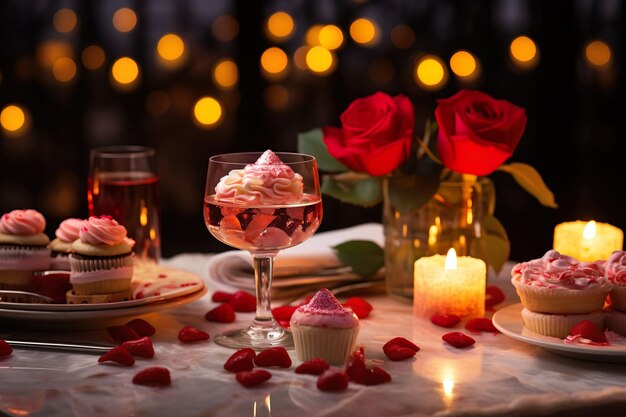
<box><xmin>383</xmin><ymin>176</ymin><xmax>495</xmax><ymax>301</ymax></box>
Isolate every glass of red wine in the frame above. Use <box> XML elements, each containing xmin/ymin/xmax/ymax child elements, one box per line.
<box><xmin>88</xmin><ymin>146</ymin><xmax>161</xmax><ymax>262</ymax></box>
<box><xmin>204</xmin><ymin>152</ymin><xmax>322</xmax><ymax>349</ymax></box>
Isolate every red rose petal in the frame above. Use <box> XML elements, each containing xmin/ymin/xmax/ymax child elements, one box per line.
<box><xmin>98</xmin><ymin>345</ymin><xmax>135</xmax><ymax>366</ymax></box>
<box><xmin>442</xmin><ymin>332</ymin><xmax>476</xmax><ymax>348</ymax></box>
<box><xmin>107</xmin><ymin>325</ymin><xmax>141</xmax><ymax>343</ymax></box>
<box><xmin>224</xmin><ymin>348</ymin><xmax>256</xmax><ymax>373</ymax></box>
<box><xmin>431</xmin><ymin>314</ymin><xmax>462</xmax><ymax>328</ymax></box>
<box><xmin>229</xmin><ymin>291</ymin><xmax>256</xmax><ymax>313</ymax></box>
<box><xmin>122</xmin><ymin>336</ymin><xmax>155</xmax><ymax>358</ymax></box>
<box><xmin>383</xmin><ymin>337</ymin><xmax>419</xmax><ymax>352</ymax></box>
<box><xmin>316</xmin><ymin>369</ymin><xmax>349</xmax><ymax>392</ymax></box>
<box><xmin>125</xmin><ymin>319</ymin><xmax>156</xmax><ymax>337</ymax></box>
<box><xmin>345</xmin><ymin>347</ymin><xmax>392</xmax><ymax>385</ymax></box>
<box><xmin>383</xmin><ymin>345</ymin><xmax>416</xmax><ymax>361</ymax></box>
<box><xmin>133</xmin><ymin>367</ymin><xmax>171</xmax><ymax>386</ymax></box>
<box><xmin>254</xmin><ymin>347</ymin><xmax>291</xmax><ymax>368</ymax></box>
<box><xmin>205</xmin><ymin>303</ymin><xmax>236</xmax><ymax>323</ymax></box>
<box><xmin>342</xmin><ymin>297</ymin><xmax>373</xmax><ymax>319</ymax></box>
<box><xmin>236</xmin><ymin>370</ymin><xmax>272</xmax><ymax>388</ymax></box>
<box><xmin>0</xmin><ymin>340</ymin><xmax>13</xmax><ymax>356</ymax></box>
<box><xmin>272</xmin><ymin>305</ymin><xmax>297</xmax><ymax>328</ymax></box>
<box><xmin>178</xmin><ymin>326</ymin><xmax>210</xmax><ymax>343</ymax></box>
<box><xmin>295</xmin><ymin>358</ymin><xmax>330</xmax><ymax>375</ymax></box>
<box><xmin>485</xmin><ymin>286</ymin><xmax>506</xmax><ymax>310</ymax></box>
<box><xmin>569</xmin><ymin>320</ymin><xmax>607</xmax><ymax>344</ymax></box>
<box><xmin>212</xmin><ymin>291</ymin><xmax>234</xmax><ymax>303</ymax></box>
<box><xmin>465</xmin><ymin>318</ymin><xmax>499</xmax><ymax>335</ymax></box>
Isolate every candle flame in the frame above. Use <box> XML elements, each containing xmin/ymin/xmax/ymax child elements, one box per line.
<box><xmin>445</xmin><ymin>248</ymin><xmax>457</xmax><ymax>270</ymax></box>
<box><xmin>583</xmin><ymin>220</ymin><xmax>596</xmax><ymax>240</ymax></box>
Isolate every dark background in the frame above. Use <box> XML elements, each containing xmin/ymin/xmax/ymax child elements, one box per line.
<box><xmin>0</xmin><ymin>0</ymin><xmax>623</xmax><ymax>261</ymax></box>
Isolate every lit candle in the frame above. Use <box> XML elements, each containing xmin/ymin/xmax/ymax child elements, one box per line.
<box><xmin>413</xmin><ymin>248</ymin><xmax>486</xmax><ymax>318</ymax></box>
<box><xmin>553</xmin><ymin>220</ymin><xmax>623</xmax><ymax>262</ymax></box>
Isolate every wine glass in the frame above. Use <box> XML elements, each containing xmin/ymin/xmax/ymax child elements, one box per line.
<box><xmin>204</xmin><ymin>152</ymin><xmax>322</xmax><ymax>349</ymax></box>
<box><xmin>88</xmin><ymin>146</ymin><xmax>161</xmax><ymax>263</ymax></box>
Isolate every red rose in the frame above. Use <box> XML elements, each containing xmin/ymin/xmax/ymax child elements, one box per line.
<box><xmin>435</xmin><ymin>90</ymin><xmax>527</xmax><ymax>176</ymax></box>
<box><xmin>322</xmin><ymin>92</ymin><xmax>414</xmax><ymax>176</ymax></box>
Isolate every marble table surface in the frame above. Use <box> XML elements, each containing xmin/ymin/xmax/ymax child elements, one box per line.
<box><xmin>1</xmin><ymin>255</ymin><xmax>626</xmax><ymax>417</ymax></box>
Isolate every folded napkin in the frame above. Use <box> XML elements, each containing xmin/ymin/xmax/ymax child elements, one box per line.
<box><xmin>205</xmin><ymin>223</ymin><xmax>384</xmax><ymax>298</ymax></box>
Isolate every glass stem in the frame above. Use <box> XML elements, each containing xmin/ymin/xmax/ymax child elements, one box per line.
<box><xmin>252</xmin><ymin>254</ymin><xmax>277</xmax><ymax>328</ymax></box>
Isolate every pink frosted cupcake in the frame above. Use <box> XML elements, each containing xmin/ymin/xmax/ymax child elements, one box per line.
<box><xmin>603</xmin><ymin>250</ymin><xmax>626</xmax><ymax>336</ymax></box>
<box><xmin>0</xmin><ymin>209</ymin><xmax>51</xmax><ymax>290</ymax></box>
<box><xmin>512</xmin><ymin>250</ymin><xmax>611</xmax><ymax>337</ymax></box>
<box><xmin>69</xmin><ymin>216</ymin><xmax>134</xmax><ymax>297</ymax></box>
<box><xmin>290</xmin><ymin>288</ymin><xmax>359</xmax><ymax>365</ymax></box>
<box><xmin>49</xmin><ymin>218</ymin><xmax>84</xmax><ymax>270</ymax></box>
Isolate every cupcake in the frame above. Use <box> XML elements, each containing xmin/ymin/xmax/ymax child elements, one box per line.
<box><xmin>511</xmin><ymin>250</ymin><xmax>612</xmax><ymax>337</ymax></box>
<box><xmin>49</xmin><ymin>218</ymin><xmax>84</xmax><ymax>270</ymax></box>
<box><xmin>290</xmin><ymin>288</ymin><xmax>359</xmax><ymax>365</ymax></box>
<box><xmin>603</xmin><ymin>250</ymin><xmax>626</xmax><ymax>336</ymax></box>
<box><xmin>69</xmin><ymin>216</ymin><xmax>134</xmax><ymax>299</ymax></box>
<box><xmin>0</xmin><ymin>209</ymin><xmax>51</xmax><ymax>290</ymax></box>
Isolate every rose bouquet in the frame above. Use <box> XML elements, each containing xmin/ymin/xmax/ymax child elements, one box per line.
<box><xmin>298</xmin><ymin>90</ymin><xmax>556</xmax><ymax>274</ymax></box>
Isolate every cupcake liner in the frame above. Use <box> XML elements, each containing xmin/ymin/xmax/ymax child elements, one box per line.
<box><xmin>521</xmin><ymin>308</ymin><xmax>606</xmax><ymax>338</ymax></box>
<box><xmin>0</xmin><ymin>245</ymin><xmax>51</xmax><ymax>271</ymax></box>
<box><xmin>609</xmin><ymin>286</ymin><xmax>626</xmax><ymax>312</ymax></box>
<box><xmin>513</xmin><ymin>281</ymin><xmax>609</xmax><ymax>314</ymax></box>
<box><xmin>69</xmin><ymin>253</ymin><xmax>133</xmax><ymax>273</ymax></box>
<box><xmin>608</xmin><ymin>308</ymin><xmax>626</xmax><ymax>336</ymax></box>
<box><xmin>291</xmin><ymin>323</ymin><xmax>359</xmax><ymax>365</ymax></box>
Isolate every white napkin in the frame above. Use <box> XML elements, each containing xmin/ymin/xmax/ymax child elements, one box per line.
<box><xmin>205</xmin><ymin>223</ymin><xmax>383</xmax><ymax>295</ymax></box>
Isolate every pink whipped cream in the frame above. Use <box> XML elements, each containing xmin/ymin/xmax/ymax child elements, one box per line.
<box><xmin>0</xmin><ymin>209</ymin><xmax>46</xmax><ymax>235</ymax></box>
<box><xmin>605</xmin><ymin>250</ymin><xmax>626</xmax><ymax>286</ymax></box>
<box><xmin>215</xmin><ymin>150</ymin><xmax>304</xmax><ymax>205</ymax></box>
<box><xmin>55</xmin><ymin>218</ymin><xmax>84</xmax><ymax>243</ymax></box>
<box><xmin>290</xmin><ymin>288</ymin><xmax>359</xmax><ymax>328</ymax></box>
<box><xmin>79</xmin><ymin>216</ymin><xmax>128</xmax><ymax>246</ymax></box>
<box><xmin>512</xmin><ymin>250</ymin><xmax>609</xmax><ymax>290</ymax></box>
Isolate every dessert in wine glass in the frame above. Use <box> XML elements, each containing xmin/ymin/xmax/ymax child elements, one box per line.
<box><xmin>204</xmin><ymin>150</ymin><xmax>322</xmax><ymax>349</ymax></box>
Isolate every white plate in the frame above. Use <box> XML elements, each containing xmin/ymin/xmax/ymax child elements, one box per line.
<box><xmin>493</xmin><ymin>303</ymin><xmax>626</xmax><ymax>363</ymax></box>
<box><xmin>0</xmin><ymin>264</ymin><xmax>204</xmax><ymax>311</ymax></box>
<box><xmin>0</xmin><ymin>286</ymin><xmax>207</xmax><ymax>331</ymax></box>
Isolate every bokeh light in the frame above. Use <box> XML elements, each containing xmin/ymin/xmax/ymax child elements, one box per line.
<box><xmin>510</xmin><ymin>36</ymin><xmax>539</xmax><ymax>69</ymax></box>
<box><xmin>37</xmin><ymin>41</ymin><xmax>73</xmax><ymax>69</ymax></box>
<box><xmin>305</xmin><ymin>46</ymin><xmax>333</xmax><ymax>74</ymax></box>
<box><xmin>193</xmin><ymin>97</ymin><xmax>222</xmax><ymax>127</ymax></box>
<box><xmin>585</xmin><ymin>40</ymin><xmax>612</xmax><ymax>68</ymax></box>
<box><xmin>266</xmin><ymin>11</ymin><xmax>294</xmax><ymax>41</ymax></box>
<box><xmin>212</xmin><ymin>15</ymin><xmax>239</xmax><ymax>42</ymax></box>
<box><xmin>53</xmin><ymin>8</ymin><xmax>77</xmax><ymax>33</ymax></box>
<box><xmin>260</xmin><ymin>47</ymin><xmax>289</xmax><ymax>76</ymax></box>
<box><xmin>1</xmin><ymin>104</ymin><xmax>27</xmax><ymax>135</ymax></box>
<box><xmin>391</xmin><ymin>25</ymin><xmax>415</xmax><ymax>49</ymax></box>
<box><xmin>82</xmin><ymin>45</ymin><xmax>105</xmax><ymax>70</ymax></box>
<box><xmin>319</xmin><ymin>25</ymin><xmax>344</xmax><ymax>50</ymax></box>
<box><xmin>213</xmin><ymin>59</ymin><xmax>238</xmax><ymax>89</ymax></box>
<box><xmin>293</xmin><ymin>46</ymin><xmax>310</xmax><ymax>70</ymax></box>
<box><xmin>112</xmin><ymin>8</ymin><xmax>137</xmax><ymax>32</ymax></box>
<box><xmin>157</xmin><ymin>34</ymin><xmax>185</xmax><ymax>62</ymax></box>
<box><xmin>305</xmin><ymin>25</ymin><xmax>323</xmax><ymax>46</ymax></box>
<box><xmin>349</xmin><ymin>18</ymin><xmax>378</xmax><ymax>45</ymax></box>
<box><xmin>146</xmin><ymin>91</ymin><xmax>170</xmax><ymax>116</ymax></box>
<box><xmin>52</xmin><ymin>57</ymin><xmax>77</xmax><ymax>82</ymax></box>
<box><xmin>264</xmin><ymin>85</ymin><xmax>289</xmax><ymax>110</ymax></box>
<box><xmin>450</xmin><ymin>50</ymin><xmax>477</xmax><ymax>78</ymax></box>
<box><xmin>415</xmin><ymin>55</ymin><xmax>447</xmax><ymax>90</ymax></box>
<box><xmin>111</xmin><ymin>57</ymin><xmax>139</xmax><ymax>86</ymax></box>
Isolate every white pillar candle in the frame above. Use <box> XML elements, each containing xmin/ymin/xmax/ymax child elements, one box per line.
<box><xmin>553</xmin><ymin>220</ymin><xmax>623</xmax><ymax>262</ymax></box>
<box><xmin>413</xmin><ymin>248</ymin><xmax>486</xmax><ymax>318</ymax></box>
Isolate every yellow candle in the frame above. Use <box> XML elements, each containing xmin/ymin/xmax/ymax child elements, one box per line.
<box><xmin>553</xmin><ymin>220</ymin><xmax>623</xmax><ymax>262</ymax></box>
<box><xmin>413</xmin><ymin>248</ymin><xmax>486</xmax><ymax>318</ymax></box>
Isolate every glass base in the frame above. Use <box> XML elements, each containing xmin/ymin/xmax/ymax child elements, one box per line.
<box><xmin>214</xmin><ymin>321</ymin><xmax>293</xmax><ymax>350</ymax></box>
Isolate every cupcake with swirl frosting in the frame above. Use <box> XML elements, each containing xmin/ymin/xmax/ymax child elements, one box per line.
<box><xmin>49</xmin><ymin>218</ymin><xmax>84</xmax><ymax>270</ymax></box>
<box><xmin>0</xmin><ymin>209</ymin><xmax>51</xmax><ymax>289</ymax></box>
<box><xmin>68</xmin><ymin>216</ymin><xmax>134</xmax><ymax>299</ymax></box>
<box><xmin>512</xmin><ymin>250</ymin><xmax>611</xmax><ymax>338</ymax></box>
<box><xmin>290</xmin><ymin>288</ymin><xmax>359</xmax><ymax>365</ymax></box>
<box><xmin>603</xmin><ymin>250</ymin><xmax>626</xmax><ymax>336</ymax></box>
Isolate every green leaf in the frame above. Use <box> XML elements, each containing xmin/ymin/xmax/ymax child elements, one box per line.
<box><xmin>498</xmin><ymin>163</ymin><xmax>558</xmax><ymax>208</ymax></box>
<box><xmin>321</xmin><ymin>173</ymin><xmax>382</xmax><ymax>206</ymax></box>
<box><xmin>472</xmin><ymin>216</ymin><xmax>510</xmax><ymax>274</ymax></box>
<box><xmin>297</xmin><ymin>128</ymin><xmax>348</xmax><ymax>173</ymax></box>
<box><xmin>386</xmin><ymin>174</ymin><xmax>440</xmax><ymax>215</ymax></box>
<box><xmin>334</xmin><ymin>240</ymin><xmax>384</xmax><ymax>277</ymax></box>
